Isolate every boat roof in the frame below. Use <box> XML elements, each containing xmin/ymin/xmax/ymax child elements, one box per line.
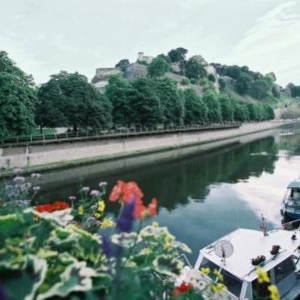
<box><xmin>200</xmin><ymin>228</ymin><xmax>300</xmax><ymax>282</ymax></box>
<box><xmin>288</xmin><ymin>181</ymin><xmax>300</xmax><ymax>188</ymax></box>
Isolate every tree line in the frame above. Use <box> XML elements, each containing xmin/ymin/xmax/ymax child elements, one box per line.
<box><xmin>0</xmin><ymin>50</ymin><xmax>275</xmax><ymax>139</ymax></box>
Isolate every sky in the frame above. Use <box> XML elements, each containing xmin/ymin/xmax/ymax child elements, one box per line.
<box><xmin>1</xmin><ymin>0</ymin><xmax>300</xmax><ymax>86</ymax></box>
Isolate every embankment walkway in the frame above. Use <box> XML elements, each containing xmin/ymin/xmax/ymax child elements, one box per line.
<box><xmin>0</xmin><ymin>121</ymin><xmax>291</xmax><ymax>174</ymax></box>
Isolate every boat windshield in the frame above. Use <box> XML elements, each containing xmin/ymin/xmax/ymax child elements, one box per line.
<box><xmin>199</xmin><ymin>257</ymin><xmax>243</xmax><ymax>297</ymax></box>
<box><xmin>274</xmin><ymin>257</ymin><xmax>295</xmax><ymax>284</ymax></box>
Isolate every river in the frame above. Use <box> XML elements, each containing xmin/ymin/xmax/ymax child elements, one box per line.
<box><xmin>34</xmin><ymin>123</ymin><xmax>300</xmax><ymax>263</ymax></box>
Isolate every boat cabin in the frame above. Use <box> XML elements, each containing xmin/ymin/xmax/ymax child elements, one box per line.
<box><xmin>187</xmin><ymin>228</ymin><xmax>300</xmax><ymax>299</ymax></box>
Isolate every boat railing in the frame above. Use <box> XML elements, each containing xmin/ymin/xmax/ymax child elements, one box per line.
<box><xmin>172</xmin><ymin>253</ymin><xmax>193</xmax><ymax>268</ymax></box>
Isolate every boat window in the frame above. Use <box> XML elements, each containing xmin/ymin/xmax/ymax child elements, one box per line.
<box><xmin>199</xmin><ymin>257</ymin><xmax>219</xmax><ymax>280</ymax></box>
<box><xmin>219</xmin><ymin>269</ymin><xmax>242</xmax><ymax>297</ymax></box>
<box><xmin>252</xmin><ymin>278</ymin><xmax>271</xmax><ymax>300</ymax></box>
<box><xmin>274</xmin><ymin>257</ymin><xmax>295</xmax><ymax>284</ymax></box>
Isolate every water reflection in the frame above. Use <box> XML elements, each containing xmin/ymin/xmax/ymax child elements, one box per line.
<box><xmin>35</xmin><ymin>125</ymin><xmax>300</xmax><ymax>262</ymax></box>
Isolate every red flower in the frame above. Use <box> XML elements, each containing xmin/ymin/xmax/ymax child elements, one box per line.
<box><xmin>35</xmin><ymin>201</ymin><xmax>70</xmax><ymax>213</ymax></box>
<box><xmin>109</xmin><ymin>181</ymin><xmax>143</xmax><ymax>203</ymax></box>
<box><xmin>134</xmin><ymin>198</ymin><xmax>157</xmax><ymax>219</ymax></box>
<box><xmin>173</xmin><ymin>282</ymin><xmax>193</xmax><ymax>297</ymax></box>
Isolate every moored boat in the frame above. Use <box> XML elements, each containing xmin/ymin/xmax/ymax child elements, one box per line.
<box><xmin>177</xmin><ymin>225</ymin><xmax>300</xmax><ymax>299</ymax></box>
<box><xmin>281</xmin><ymin>179</ymin><xmax>300</xmax><ymax>222</ymax></box>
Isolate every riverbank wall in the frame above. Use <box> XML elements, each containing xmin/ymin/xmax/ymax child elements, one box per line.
<box><xmin>0</xmin><ymin>121</ymin><xmax>288</xmax><ymax>174</ymax></box>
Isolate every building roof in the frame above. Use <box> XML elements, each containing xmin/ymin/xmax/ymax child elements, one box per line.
<box><xmin>200</xmin><ymin>228</ymin><xmax>299</xmax><ymax>282</ymax></box>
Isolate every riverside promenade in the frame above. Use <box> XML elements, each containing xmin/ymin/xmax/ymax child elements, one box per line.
<box><xmin>0</xmin><ymin>121</ymin><xmax>291</xmax><ymax>174</ymax></box>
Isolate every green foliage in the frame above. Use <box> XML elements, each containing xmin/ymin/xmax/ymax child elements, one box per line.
<box><xmin>0</xmin><ymin>178</ymin><xmax>198</xmax><ymax>300</ymax></box>
<box><xmin>218</xmin><ymin>78</ymin><xmax>226</xmax><ymax>91</ymax></box>
<box><xmin>37</xmin><ymin>71</ymin><xmax>112</xmax><ymax>131</ymax></box>
<box><xmin>153</xmin><ymin>78</ymin><xmax>184</xmax><ymax>126</ymax></box>
<box><xmin>115</xmin><ymin>59</ymin><xmax>130</xmax><ymax>73</ymax></box>
<box><xmin>0</xmin><ymin>51</ymin><xmax>37</xmax><ymax>138</ymax></box>
<box><xmin>207</xmin><ymin>74</ymin><xmax>216</xmax><ymax>83</ymax></box>
<box><xmin>181</xmin><ymin>77</ymin><xmax>190</xmax><ymax>85</ymax></box>
<box><xmin>249</xmin><ymin>79</ymin><xmax>271</xmax><ymax>100</ymax></box>
<box><xmin>131</xmin><ymin>77</ymin><xmax>163</xmax><ymax>127</ymax></box>
<box><xmin>183</xmin><ymin>89</ymin><xmax>207</xmax><ymax>124</ymax></box>
<box><xmin>185</xmin><ymin>56</ymin><xmax>207</xmax><ymax>80</ymax></box>
<box><xmin>291</xmin><ymin>85</ymin><xmax>300</xmax><ymax>98</ymax></box>
<box><xmin>167</xmin><ymin>47</ymin><xmax>188</xmax><ymax>63</ymax></box>
<box><xmin>105</xmin><ymin>75</ymin><xmax>135</xmax><ymax>127</ymax></box>
<box><xmin>147</xmin><ymin>57</ymin><xmax>170</xmax><ymax>78</ymax></box>
<box><xmin>235</xmin><ymin>73</ymin><xmax>253</xmax><ymax>95</ymax></box>
<box><xmin>202</xmin><ymin>91</ymin><xmax>222</xmax><ymax>123</ymax></box>
<box><xmin>219</xmin><ymin>94</ymin><xmax>234</xmax><ymax>122</ymax></box>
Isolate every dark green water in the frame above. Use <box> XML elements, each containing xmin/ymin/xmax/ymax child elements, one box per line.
<box><xmin>37</xmin><ymin>124</ymin><xmax>300</xmax><ymax>263</ymax></box>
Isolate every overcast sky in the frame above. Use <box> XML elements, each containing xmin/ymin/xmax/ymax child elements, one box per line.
<box><xmin>1</xmin><ymin>0</ymin><xmax>300</xmax><ymax>86</ymax></box>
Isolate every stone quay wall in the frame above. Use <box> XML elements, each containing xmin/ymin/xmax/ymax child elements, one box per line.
<box><xmin>0</xmin><ymin>122</ymin><xmax>285</xmax><ymax>173</ymax></box>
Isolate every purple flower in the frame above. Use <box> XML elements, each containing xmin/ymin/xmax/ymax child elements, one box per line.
<box><xmin>116</xmin><ymin>200</ymin><xmax>135</xmax><ymax>233</ymax></box>
<box><xmin>13</xmin><ymin>176</ymin><xmax>25</xmax><ymax>184</ymax></box>
<box><xmin>90</xmin><ymin>190</ymin><xmax>100</xmax><ymax>197</ymax></box>
<box><xmin>13</xmin><ymin>168</ymin><xmax>23</xmax><ymax>175</ymax></box>
<box><xmin>82</xmin><ymin>187</ymin><xmax>90</xmax><ymax>193</ymax></box>
<box><xmin>69</xmin><ymin>196</ymin><xmax>76</xmax><ymax>201</ymax></box>
<box><xmin>101</xmin><ymin>234</ymin><xmax>114</xmax><ymax>258</ymax></box>
<box><xmin>99</xmin><ymin>181</ymin><xmax>107</xmax><ymax>187</ymax></box>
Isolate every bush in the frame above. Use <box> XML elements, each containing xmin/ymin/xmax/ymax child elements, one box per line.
<box><xmin>181</xmin><ymin>77</ymin><xmax>190</xmax><ymax>86</ymax></box>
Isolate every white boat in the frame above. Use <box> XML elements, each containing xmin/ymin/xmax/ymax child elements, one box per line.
<box><xmin>178</xmin><ymin>225</ymin><xmax>300</xmax><ymax>299</ymax></box>
<box><xmin>281</xmin><ymin>179</ymin><xmax>300</xmax><ymax>222</ymax></box>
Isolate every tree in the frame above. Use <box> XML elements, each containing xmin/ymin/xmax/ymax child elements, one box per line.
<box><xmin>249</xmin><ymin>79</ymin><xmax>270</xmax><ymax>100</ymax></box>
<box><xmin>115</xmin><ymin>59</ymin><xmax>130</xmax><ymax>74</ymax></box>
<box><xmin>219</xmin><ymin>94</ymin><xmax>234</xmax><ymax>122</ymax></box>
<box><xmin>0</xmin><ymin>51</ymin><xmax>37</xmax><ymax>138</ymax></box>
<box><xmin>247</xmin><ymin>103</ymin><xmax>261</xmax><ymax>121</ymax></box>
<box><xmin>167</xmin><ymin>47</ymin><xmax>187</xmax><ymax>75</ymax></box>
<box><xmin>153</xmin><ymin>78</ymin><xmax>184</xmax><ymax>126</ymax></box>
<box><xmin>183</xmin><ymin>89</ymin><xmax>207</xmax><ymax>125</ymax></box>
<box><xmin>235</xmin><ymin>74</ymin><xmax>253</xmax><ymax>95</ymax></box>
<box><xmin>218</xmin><ymin>78</ymin><xmax>226</xmax><ymax>91</ymax></box>
<box><xmin>105</xmin><ymin>75</ymin><xmax>136</xmax><ymax>127</ymax></box>
<box><xmin>147</xmin><ymin>57</ymin><xmax>170</xmax><ymax>78</ymax></box>
<box><xmin>167</xmin><ymin>47</ymin><xmax>188</xmax><ymax>63</ymax></box>
<box><xmin>233</xmin><ymin>101</ymin><xmax>249</xmax><ymax>122</ymax></box>
<box><xmin>37</xmin><ymin>71</ymin><xmax>112</xmax><ymax>132</ymax></box>
<box><xmin>202</xmin><ymin>91</ymin><xmax>222</xmax><ymax>123</ymax></box>
<box><xmin>185</xmin><ymin>56</ymin><xmax>207</xmax><ymax>80</ymax></box>
<box><xmin>208</xmin><ymin>74</ymin><xmax>216</xmax><ymax>82</ymax></box>
<box><xmin>131</xmin><ymin>77</ymin><xmax>163</xmax><ymax>127</ymax></box>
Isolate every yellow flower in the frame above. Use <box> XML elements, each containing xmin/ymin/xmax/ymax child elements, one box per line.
<box><xmin>78</xmin><ymin>205</ymin><xmax>84</xmax><ymax>216</ymax></box>
<box><xmin>268</xmin><ymin>285</ymin><xmax>280</xmax><ymax>300</ymax></box>
<box><xmin>94</xmin><ymin>212</ymin><xmax>102</xmax><ymax>219</ymax></box>
<box><xmin>97</xmin><ymin>200</ymin><xmax>105</xmax><ymax>212</ymax></box>
<box><xmin>100</xmin><ymin>218</ymin><xmax>116</xmax><ymax>229</ymax></box>
<box><xmin>200</xmin><ymin>267</ymin><xmax>210</xmax><ymax>276</ymax></box>
<box><xmin>213</xmin><ymin>269</ymin><xmax>223</xmax><ymax>281</ymax></box>
<box><xmin>256</xmin><ymin>267</ymin><xmax>270</xmax><ymax>283</ymax></box>
<box><xmin>152</xmin><ymin>221</ymin><xmax>159</xmax><ymax>228</ymax></box>
<box><xmin>212</xmin><ymin>283</ymin><xmax>226</xmax><ymax>293</ymax></box>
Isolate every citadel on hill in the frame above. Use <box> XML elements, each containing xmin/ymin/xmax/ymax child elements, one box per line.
<box><xmin>91</xmin><ymin>51</ymin><xmax>218</xmax><ymax>93</ymax></box>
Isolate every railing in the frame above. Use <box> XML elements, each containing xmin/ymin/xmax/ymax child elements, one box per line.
<box><xmin>0</xmin><ymin>123</ymin><xmax>241</xmax><ymax>146</ymax></box>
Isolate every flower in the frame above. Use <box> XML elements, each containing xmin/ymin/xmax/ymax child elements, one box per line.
<box><xmin>81</xmin><ymin>187</ymin><xmax>90</xmax><ymax>193</ymax></box>
<box><xmin>256</xmin><ymin>267</ymin><xmax>270</xmax><ymax>283</ymax></box>
<box><xmin>69</xmin><ymin>196</ymin><xmax>76</xmax><ymax>201</ymax></box>
<box><xmin>211</xmin><ymin>283</ymin><xmax>226</xmax><ymax>293</ymax></box>
<box><xmin>268</xmin><ymin>284</ymin><xmax>280</xmax><ymax>300</ymax></box>
<box><xmin>213</xmin><ymin>269</ymin><xmax>223</xmax><ymax>281</ymax></box>
<box><xmin>90</xmin><ymin>190</ymin><xmax>100</xmax><ymax>197</ymax></box>
<box><xmin>97</xmin><ymin>200</ymin><xmax>105</xmax><ymax>212</ymax></box>
<box><xmin>116</xmin><ymin>200</ymin><xmax>135</xmax><ymax>232</ymax></box>
<box><xmin>109</xmin><ymin>180</ymin><xmax>143</xmax><ymax>203</ymax></box>
<box><xmin>78</xmin><ymin>205</ymin><xmax>84</xmax><ymax>216</ymax></box>
<box><xmin>173</xmin><ymin>282</ymin><xmax>193</xmax><ymax>297</ymax></box>
<box><xmin>101</xmin><ymin>234</ymin><xmax>114</xmax><ymax>258</ymax></box>
<box><xmin>35</xmin><ymin>201</ymin><xmax>70</xmax><ymax>213</ymax></box>
<box><xmin>31</xmin><ymin>173</ymin><xmax>41</xmax><ymax>178</ymax></box>
<box><xmin>201</xmin><ymin>267</ymin><xmax>210</xmax><ymax>276</ymax></box>
<box><xmin>134</xmin><ymin>198</ymin><xmax>158</xmax><ymax>219</ymax></box>
<box><xmin>32</xmin><ymin>186</ymin><xmax>41</xmax><ymax>192</ymax></box>
<box><xmin>101</xmin><ymin>218</ymin><xmax>115</xmax><ymax>229</ymax></box>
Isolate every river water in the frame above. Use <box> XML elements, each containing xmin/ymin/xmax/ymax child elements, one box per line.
<box><xmin>36</xmin><ymin>123</ymin><xmax>300</xmax><ymax>263</ymax></box>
